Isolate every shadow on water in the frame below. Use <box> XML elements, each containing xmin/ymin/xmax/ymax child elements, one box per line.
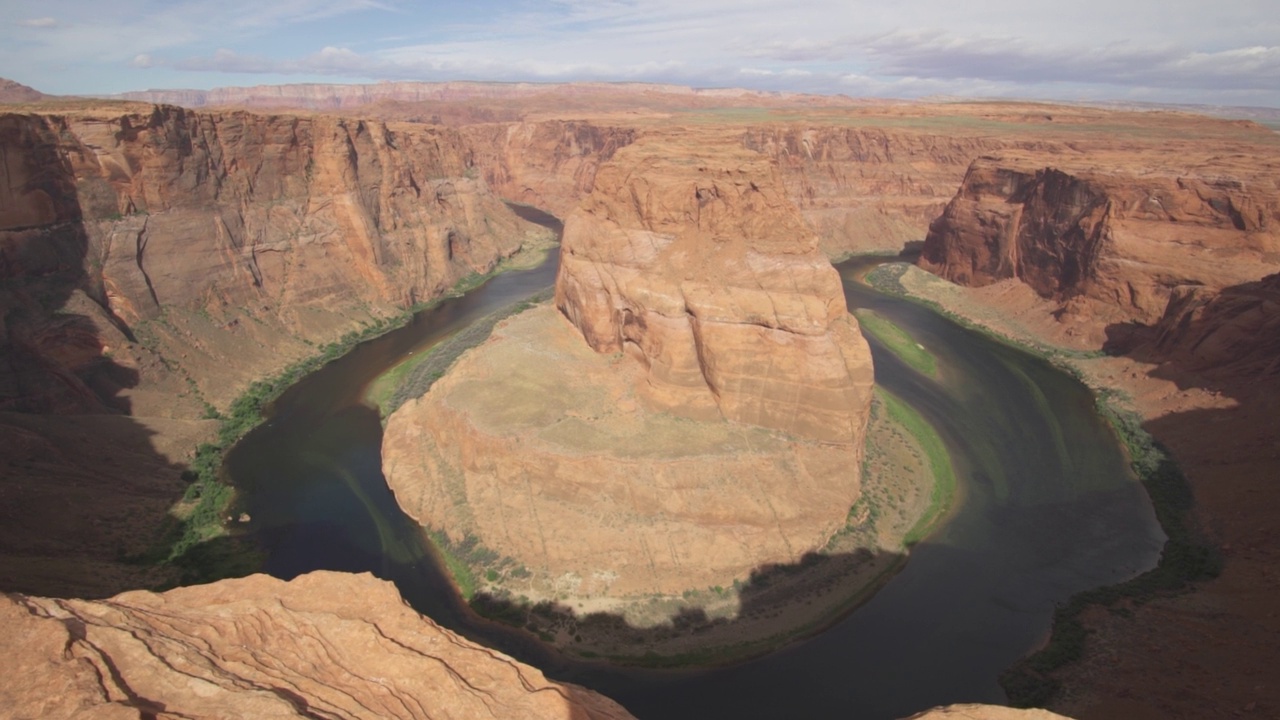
<box><xmin>225</xmin><ymin>228</ymin><xmax>1167</xmax><ymax>718</ymax></box>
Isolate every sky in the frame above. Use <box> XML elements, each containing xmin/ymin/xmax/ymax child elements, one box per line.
<box><xmin>2</xmin><ymin>0</ymin><xmax>1278</xmax><ymax>107</ymax></box>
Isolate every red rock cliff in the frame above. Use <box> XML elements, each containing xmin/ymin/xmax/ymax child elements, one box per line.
<box><xmin>1</xmin><ymin>571</ymin><xmax>635</xmax><ymax>720</ymax></box>
<box><xmin>919</xmin><ymin>155</ymin><xmax>1280</xmax><ymax>328</ymax></box>
<box><xmin>1</xmin><ymin>106</ymin><xmax>543</xmax><ymax>413</ymax></box>
<box><xmin>555</xmin><ymin>133</ymin><xmax>874</xmax><ymax>445</ymax></box>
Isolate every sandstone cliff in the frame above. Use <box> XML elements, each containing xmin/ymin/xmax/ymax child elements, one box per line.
<box><xmin>555</xmin><ymin>135</ymin><xmax>875</xmax><ymax>445</ymax></box>
<box><xmin>2</xmin><ymin>106</ymin><xmax>543</xmax><ymax>412</ymax></box>
<box><xmin>743</xmin><ymin>125</ymin><xmax>1064</xmax><ymax>257</ymax></box>
<box><xmin>460</xmin><ymin>121</ymin><xmax>636</xmax><ymax>217</ymax></box>
<box><xmin>919</xmin><ymin>155</ymin><xmax>1280</xmax><ymax>336</ymax></box>
<box><xmin>1</xmin><ymin>570</ymin><xmax>634</xmax><ymax>719</ymax></box>
<box><xmin>113</xmin><ymin>80</ymin><xmax>858</xmax><ymax>112</ymax></box>
<box><xmin>0</xmin><ymin>105</ymin><xmax>543</xmax><ymax>596</ymax></box>
<box><xmin>1146</xmin><ymin>272</ymin><xmax>1280</xmax><ymax>378</ymax></box>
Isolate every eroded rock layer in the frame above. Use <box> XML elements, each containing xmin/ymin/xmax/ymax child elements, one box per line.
<box><xmin>555</xmin><ymin>135</ymin><xmax>874</xmax><ymax>446</ymax></box>
<box><xmin>0</xmin><ymin>106</ymin><xmax>543</xmax><ymax>596</ymax></box>
<box><xmin>384</xmin><ymin>306</ymin><xmax>864</xmax><ymax>599</ymax></box>
<box><xmin>919</xmin><ymin>155</ymin><xmax>1280</xmax><ymax>333</ymax></box>
<box><xmin>0</xmin><ymin>571</ymin><xmax>634</xmax><ymax>720</ymax></box>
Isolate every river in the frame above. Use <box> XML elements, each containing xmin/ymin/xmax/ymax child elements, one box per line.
<box><xmin>227</xmin><ymin>210</ymin><xmax>1164</xmax><ymax>719</ymax></box>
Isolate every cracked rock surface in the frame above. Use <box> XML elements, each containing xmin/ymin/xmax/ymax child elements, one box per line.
<box><xmin>1</xmin><ymin>571</ymin><xmax>634</xmax><ymax>720</ymax></box>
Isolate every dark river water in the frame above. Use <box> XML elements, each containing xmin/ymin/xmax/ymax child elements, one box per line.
<box><xmin>227</xmin><ymin>209</ymin><xmax>1164</xmax><ymax>719</ymax></box>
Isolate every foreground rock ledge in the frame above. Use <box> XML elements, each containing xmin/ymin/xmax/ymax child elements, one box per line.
<box><xmin>0</xmin><ymin>571</ymin><xmax>634</xmax><ymax>720</ymax></box>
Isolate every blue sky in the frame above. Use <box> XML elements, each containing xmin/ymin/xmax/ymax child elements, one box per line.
<box><xmin>3</xmin><ymin>0</ymin><xmax>1278</xmax><ymax>106</ymax></box>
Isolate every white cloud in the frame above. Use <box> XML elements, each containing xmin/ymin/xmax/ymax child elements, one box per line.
<box><xmin>17</xmin><ymin>17</ymin><xmax>57</xmax><ymax>28</ymax></box>
<box><xmin>2</xmin><ymin>0</ymin><xmax>1278</xmax><ymax>105</ymax></box>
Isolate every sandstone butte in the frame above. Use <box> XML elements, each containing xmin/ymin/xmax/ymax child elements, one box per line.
<box><xmin>382</xmin><ymin>133</ymin><xmax>875</xmax><ymax>606</ymax></box>
<box><xmin>4</xmin><ymin>79</ymin><xmax>1280</xmax><ymax>718</ymax></box>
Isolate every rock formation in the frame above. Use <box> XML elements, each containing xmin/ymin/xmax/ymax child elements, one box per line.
<box><xmin>111</xmin><ymin>80</ymin><xmax>859</xmax><ymax>112</ymax></box>
<box><xmin>1</xmin><ymin>571</ymin><xmax>635</xmax><ymax>719</ymax></box>
<box><xmin>919</xmin><ymin>155</ymin><xmax>1280</xmax><ymax>335</ymax></box>
<box><xmin>555</xmin><ymin>135</ymin><xmax>875</xmax><ymax>445</ymax></box>
<box><xmin>383</xmin><ymin>134</ymin><xmax>873</xmax><ymax>614</ymax></box>
<box><xmin>460</xmin><ymin>121</ymin><xmax>637</xmax><ymax>217</ymax></box>
<box><xmin>1145</xmin><ymin>272</ymin><xmax>1280</xmax><ymax>378</ymax></box>
<box><xmin>0</xmin><ymin>105</ymin><xmax>545</xmax><ymax>596</ymax></box>
<box><xmin>742</xmin><ymin>125</ymin><xmax>1061</xmax><ymax>257</ymax></box>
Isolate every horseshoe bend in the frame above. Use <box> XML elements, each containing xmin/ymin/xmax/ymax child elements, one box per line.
<box><xmin>381</xmin><ymin>135</ymin><xmax>880</xmax><ymax>657</ymax></box>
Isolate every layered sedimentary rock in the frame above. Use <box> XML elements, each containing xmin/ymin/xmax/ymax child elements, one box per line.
<box><xmin>743</xmin><ymin>125</ymin><xmax>1062</xmax><ymax>257</ymax></box>
<box><xmin>1</xmin><ymin>571</ymin><xmax>634</xmax><ymax>720</ymax></box>
<box><xmin>920</xmin><ymin>155</ymin><xmax>1280</xmax><ymax>331</ymax></box>
<box><xmin>384</xmin><ymin>135</ymin><xmax>873</xmax><ymax>605</ymax></box>
<box><xmin>460</xmin><ymin>121</ymin><xmax>637</xmax><ymax>217</ymax></box>
<box><xmin>555</xmin><ymin>136</ymin><xmax>875</xmax><ymax>445</ymax></box>
<box><xmin>0</xmin><ymin>106</ymin><xmax>544</xmax><ymax>414</ymax></box>
<box><xmin>112</xmin><ymin>80</ymin><xmax>859</xmax><ymax>112</ymax></box>
<box><xmin>0</xmin><ymin>106</ymin><xmax>543</xmax><ymax>596</ymax></box>
<box><xmin>1146</xmin><ymin>272</ymin><xmax>1280</xmax><ymax>377</ymax></box>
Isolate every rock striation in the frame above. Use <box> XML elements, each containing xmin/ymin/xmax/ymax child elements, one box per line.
<box><xmin>2</xmin><ymin>106</ymin><xmax>543</xmax><ymax>414</ymax></box>
<box><xmin>555</xmin><ymin>136</ymin><xmax>875</xmax><ymax>445</ymax></box>
<box><xmin>919</xmin><ymin>155</ymin><xmax>1280</xmax><ymax>334</ymax></box>
<box><xmin>383</xmin><ymin>134</ymin><xmax>873</xmax><ymax>613</ymax></box>
<box><xmin>1</xmin><ymin>571</ymin><xmax>635</xmax><ymax>720</ymax></box>
<box><xmin>0</xmin><ymin>105</ymin><xmax>544</xmax><ymax>596</ymax></box>
<box><xmin>1146</xmin><ymin>272</ymin><xmax>1280</xmax><ymax>378</ymax></box>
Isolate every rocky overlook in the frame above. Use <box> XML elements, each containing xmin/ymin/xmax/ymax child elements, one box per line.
<box><xmin>1</xmin><ymin>571</ymin><xmax>635</xmax><ymax>720</ymax></box>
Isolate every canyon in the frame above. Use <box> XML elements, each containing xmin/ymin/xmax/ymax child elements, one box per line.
<box><xmin>2</xmin><ymin>79</ymin><xmax>1279</xmax><ymax>718</ymax></box>
<box><xmin>381</xmin><ymin>133</ymin><xmax>876</xmax><ymax>656</ymax></box>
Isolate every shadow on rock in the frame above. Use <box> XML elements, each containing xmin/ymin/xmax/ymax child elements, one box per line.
<box><xmin>0</xmin><ymin>114</ymin><xmax>244</xmax><ymax>598</ymax></box>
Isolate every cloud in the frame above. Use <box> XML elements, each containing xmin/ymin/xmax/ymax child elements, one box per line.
<box><xmin>859</xmin><ymin>31</ymin><xmax>1280</xmax><ymax>91</ymax></box>
<box><xmin>4</xmin><ymin>0</ymin><xmax>1279</xmax><ymax>105</ymax></box>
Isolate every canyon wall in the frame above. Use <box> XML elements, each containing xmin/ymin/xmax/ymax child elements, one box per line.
<box><xmin>555</xmin><ymin>134</ymin><xmax>875</xmax><ymax>445</ymax></box>
<box><xmin>919</xmin><ymin>155</ymin><xmax>1280</xmax><ymax>334</ymax></box>
<box><xmin>743</xmin><ymin>126</ymin><xmax>1064</xmax><ymax>257</ymax></box>
<box><xmin>1</xmin><ymin>571</ymin><xmax>635</xmax><ymax>720</ymax></box>
<box><xmin>460</xmin><ymin>120</ymin><xmax>637</xmax><ymax>217</ymax></box>
<box><xmin>0</xmin><ymin>105</ymin><xmax>543</xmax><ymax>596</ymax></box>
<box><xmin>1</xmin><ymin>106</ymin><xmax>544</xmax><ymax>413</ymax></box>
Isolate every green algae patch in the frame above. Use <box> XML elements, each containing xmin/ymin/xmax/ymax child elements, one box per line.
<box><xmin>854</xmin><ymin>308</ymin><xmax>938</xmax><ymax>377</ymax></box>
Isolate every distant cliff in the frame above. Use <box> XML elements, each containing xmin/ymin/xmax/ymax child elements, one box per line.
<box><xmin>918</xmin><ymin>155</ymin><xmax>1280</xmax><ymax>330</ymax></box>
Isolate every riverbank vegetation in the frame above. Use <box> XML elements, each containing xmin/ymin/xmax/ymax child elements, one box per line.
<box><xmin>858</xmin><ymin>262</ymin><xmax>1221</xmax><ymax>708</ymax></box>
<box><xmin>367</xmin><ymin>290</ymin><xmax>552</xmax><ymax>418</ymax></box>
<box><xmin>152</xmin><ymin>241</ymin><xmax>556</xmax><ymax>585</ymax></box>
<box><xmin>854</xmin><ymin>308</ymin><xmax>938</xmax><ymax>377</ymax></box>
